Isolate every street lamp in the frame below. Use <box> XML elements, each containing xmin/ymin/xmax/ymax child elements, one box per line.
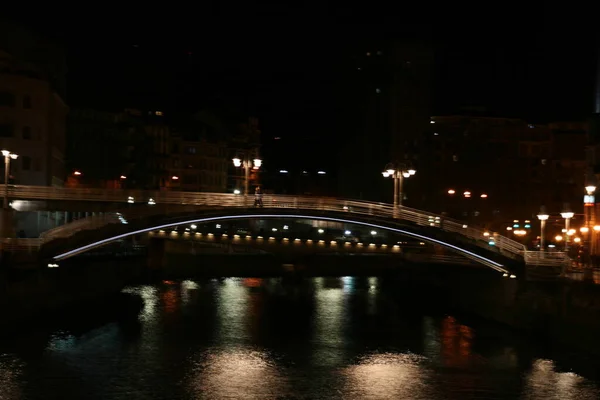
<box><xmin>537</xmin><ymin>207</ymin><xmax>549</xmax><ymax>252</ymax></box>
<box><xmin>1</xmin><ymin>150</ymin><xmax>18</xmax><ymax>209</ymax></box>
<box><xmin>381</xmin><ymin>162</ymin><xmax>416</xmax><ymax>208</ymax></box>
<box><xmin>233</xmin><ymin>154</ymin><xmax>262</xmax><ymax>196</ymax></box>
<box><xmin>560</xmin><ymin>209</ymin><xmax>574</xmax><ymax>251</ymax></box>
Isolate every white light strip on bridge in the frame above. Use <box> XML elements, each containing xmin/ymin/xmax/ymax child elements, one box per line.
<box><xmin>52</xmin><ymin>214</ymin><xmax>508</xmax><ymax>273</ymax></box>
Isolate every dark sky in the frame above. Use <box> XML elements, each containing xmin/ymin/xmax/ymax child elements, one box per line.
<box><xmin>6</xmin><ymin>4</ymin><xmax>599</xmax><ymax>167</ymax></box>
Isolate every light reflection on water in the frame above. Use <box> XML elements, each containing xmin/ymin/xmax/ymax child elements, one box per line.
<box><xmin>0</xmin><ymin>354</ymin><xmax>22</xmax><ymax>399</ymax></box>
<box><xmin>523</xmin><ymin>359</ymin><xmax>599</xmax><ymax>400</ymax></box>
<box><xmin>0</xmin><ymin>277</ymin><xmax>599</xmax><ymax>399</ymax></box>
<box><xmin>343</xmin><ymin>352</ymin><xmax>435</xmax><ymax>399</ymax></box>
<box><xmin>187</xmin><ymin>348</ymin><xmax>289</xmax><ymax>399</ymax></box>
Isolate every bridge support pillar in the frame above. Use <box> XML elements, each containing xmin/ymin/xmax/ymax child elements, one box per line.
<box><xmin>0</xmin><ymin>209</ymin><xmax>16</xmax><ymax>238</ymax></box>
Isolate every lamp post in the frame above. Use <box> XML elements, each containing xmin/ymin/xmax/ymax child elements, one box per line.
<box><xmin>2</xmin><ymin>150</ymin><xmax>18</xmax><ymax>209</ymax></box>
<box><xmin>537</xmin><ymin>207</ymin><xmax>549</xmax><ymax>252</ymax></box>
<box><xmin>381</xmin><ymin>162</ymin><xmax>416</xmax><ymax>208</ymax></box>
<box><xmin>584</xmin><ymin>185</ymin><xmax>596</xmax><ymax>250</ymax></box>
<box><xmin>233</xmin><ymin>155</ymin><xmax>262</xmax><ymax>196</ymax></box>
<box><xmin>560</xmin><ymin>209</ymin><xmax>574</xmax><ymax>252</ymax></box>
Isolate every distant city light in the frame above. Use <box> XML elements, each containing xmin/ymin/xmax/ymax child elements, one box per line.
<box><xmin>317</xmin><ymin>171</ymin><xmax>326</xmax><ymax>175</ymax></box>
<box><xmin>279</xmin><ymin>170</ymin><xmax>288</xmax><ymax>174</ymax></box>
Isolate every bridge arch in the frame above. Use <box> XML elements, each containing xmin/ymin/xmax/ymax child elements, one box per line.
<box><xmin>51</xmin><ymin>213</ymin><xmax>511</xmax><ymax>274</ymax></box>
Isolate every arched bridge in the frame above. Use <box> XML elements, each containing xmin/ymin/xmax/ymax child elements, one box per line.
<box><xmin>1</xmin><ymin>185</ymin><xmax>538</xmax><ymax>275</ymax></box>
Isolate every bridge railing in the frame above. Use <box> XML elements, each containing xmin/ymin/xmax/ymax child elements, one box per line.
<box><xmin>522</xmin><ymin>251</ymin><xmax>573</xmax><ymax>267</ymax></box>
<box><xmin>8</xmin><ymin>185</ymin><xmax>527</xmax><ymax>259</ymax></box>
<box><xmin>1</xmin><ymin>238</ymin><xmax>42</xmax><ymax>252</ymax></box>
<box><xmin>39</xmin><ymin>213</ymin><xmax>122</xmax><ymax>242</ymax></box>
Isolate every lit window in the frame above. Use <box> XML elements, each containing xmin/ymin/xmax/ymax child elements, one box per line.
<box><xmin>376</xmin><ymin>51</ymin><xmax>382</xmax><ymax>55</ymax></box>
<box><xmin>366</xmin><ymin>52</ymin><xmax>371</xmax><ymax>56</ymax></box>
<box><xmin>453</xmin><ymin>155</ymin><xmax>458</xmax><ymax>162</ymax></box>
<box><xmin>375</xmin><ymin>88</ymin><xmax>381</xmax><ymax>94</ymax></box>
<box><xmin>155</xmin><ymin>111</ymin><xmax>163</xmax><ymax>116</ymax></box>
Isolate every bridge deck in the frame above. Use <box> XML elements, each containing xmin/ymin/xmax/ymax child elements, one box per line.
<box><xmin>1</xmin><ymin>185</ymin><xmax>572</xmax><ymax>270</ymax></box>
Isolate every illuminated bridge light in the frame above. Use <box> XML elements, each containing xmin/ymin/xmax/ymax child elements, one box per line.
<box><xmin>52</xmin><ymin>214</ymin><xmax>509</xmax><ymax>273</ymax></box>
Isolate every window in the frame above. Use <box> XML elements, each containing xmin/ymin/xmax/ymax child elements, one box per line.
<box><xmin>186</xmin><ymin>146</ymin><xmax>197</xmax><ymax>154</ymax></box>
<box><xmin>0</xmin><ymin>124</ymin><xmax>13</xmax><ymax>138</ymax></box>
<box><xmin>0</xmin><ymin>92</ymin><xmax>15</xmax><ymax>107</ymax></box>
<box><xmin>22</xmin><ymin>126</ymin><xmax>32</xmax><ymax>140</ymax></box>
<box><xmin>22</xmin><ymin>156</ymin><xmax>31</xmax><ymax>171</ymax></box>
<box><xmin>22</xmin><ymin>95</ymin><xmax>32</xmax><ymax>109</ymax></box>
<box><xmin>33</xmin><ymin>158</ymin><xmax>41</xmax><ymax>171</ymax></box>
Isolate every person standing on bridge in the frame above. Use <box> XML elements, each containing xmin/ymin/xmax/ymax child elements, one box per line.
<box><xmin>254</xmin><ymin>186</ymin><xmax>263</xmax><ymax>208</ymax></box>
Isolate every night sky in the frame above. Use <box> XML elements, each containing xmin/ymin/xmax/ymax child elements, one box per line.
<box><xmin>7</xmin><ymin>4</ymin><xmax>599</xmax><ymax>164</ymax></box>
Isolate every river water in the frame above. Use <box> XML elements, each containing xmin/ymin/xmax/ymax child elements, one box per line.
<box><xmin>1</xmin><ymin>276</ymin><xmax>600</xmax><ymax>399</ymax></box>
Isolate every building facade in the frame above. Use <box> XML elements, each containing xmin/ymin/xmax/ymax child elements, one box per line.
<box><xmin>0</xmin><ymin>49</ymin><xmax>67</xmax><ymax>187</ymax></box>
<box><xmin>337</xmin><ymin>39</ymin><xmax>434</xmax><ymax>202</ymax></box>
<box><xmin>67</xmin><ymin>109</ymin><xmax>231</xmax><ymax>192</ymax></box>
<box><xmin>171</xmin><ymin>134</ymin><xmax>228</xmax><ymax>193</ymax></box>
<box><xmin>423</xmin><ymin>115</ymin><xmax>587</xmax><ymax>232</ymax></box>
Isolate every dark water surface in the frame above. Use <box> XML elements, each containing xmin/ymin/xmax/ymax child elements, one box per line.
<box><xmin>1</xmin><ymin>276</ymin><xmax>600</xmax><ymax>399</ymax></box>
